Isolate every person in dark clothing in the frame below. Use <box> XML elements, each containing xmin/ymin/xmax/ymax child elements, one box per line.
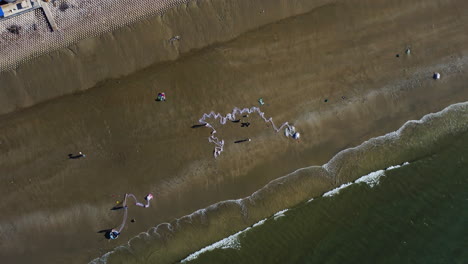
<box><xmin>109</xmin><ymin>229</ymin><xmax>120</xmax><ymax>240</ymax></box>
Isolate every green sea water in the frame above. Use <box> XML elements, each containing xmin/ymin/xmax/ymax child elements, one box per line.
<box><xmin>184</xmin><ymin>130</ymin><xmax>468</xmax><ymax>264</ymax></box>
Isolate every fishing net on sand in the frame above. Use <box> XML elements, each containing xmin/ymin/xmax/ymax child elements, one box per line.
<box><xmin>198</xmin><ymin>106</ymin><xmax>299</xmax><ymax>158</ymax></box>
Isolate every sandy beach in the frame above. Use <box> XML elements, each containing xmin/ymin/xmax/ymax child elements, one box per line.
<box><xmin>1</xmin><ymin>0</ymin><xmax>468</xmax><ymax>263</ymax></box>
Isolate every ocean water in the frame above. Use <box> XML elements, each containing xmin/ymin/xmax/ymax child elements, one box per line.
<box><xmin>92</xmin><ymin>103</ymin><xmax>468</xmax><ymax>264</ymax></box>
<box><xmin>182</xmin><ymin>128</ymin><xmax>468</xmax><ymax>263</ymax></box>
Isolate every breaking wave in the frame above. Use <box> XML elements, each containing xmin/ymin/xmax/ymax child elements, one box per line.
<box><xmin>91</xmin><ymin>101</ymin><xmax>468</xmax><ymax>264</ymax></box>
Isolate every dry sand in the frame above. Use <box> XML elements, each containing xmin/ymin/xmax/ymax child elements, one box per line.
<box><xmin>0</xmin><ymin>0</ymin><xmax>191</xmax><ymax>70</ymax></box>
<box><xmin>0</xmin><ymin>0</ymin><xmax>468</xmax><ymax>263</ymax></box>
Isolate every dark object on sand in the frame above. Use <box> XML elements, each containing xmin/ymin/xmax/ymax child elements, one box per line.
<box><xmin>131</xmin><ymin>219</ymin><xmax>136</xmax><ymax>223</ymax></box>
<box><xmin>241</xmin><ymin>122</ymin><xmax>250</xmax><ymax>127</ymax></box>
<box><xmin>433</xmin><ymin>72</ymin><xmax>441</xmax><ymax>80</ymax></box>
<box><xmin>324</xmin><ymin>99</ymin><xmax>328</xmax><ymax>103</ymax></box>
<box><xmin>396</xmin><ymin>54</ymin><xmax>400</xmax><ymax>58</ymax></box>
<box><xmin>6</xmin><ymin>25</ymin><xmax>21</xmax><ymax>35</ymax></box>
<box><xmin>234</xmin><ymin>139</ymin><xmax>251</xmax><ymax>143</ymax></box>
<box><xmin>231</xmin><ymin>119</ymin><xmax>241</xmax><ymax>123</ymax></box>
<box><xmin>68</xmin><ymin>152</ymin><xmax>86</xmax><ymax>159</ymax></box>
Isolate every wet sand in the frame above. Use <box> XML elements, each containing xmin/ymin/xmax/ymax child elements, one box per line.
<box><xmin>1</xmin><ymin>0</ymin><xmax>468</xmax><ymax>263</ymax></box>
<box><xmin>0</xmin><ymin>0</ymin><xmax>330</xmax><ymax>115</ymax></box>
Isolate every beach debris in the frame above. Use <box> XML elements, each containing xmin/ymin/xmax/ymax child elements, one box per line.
<box><xmin>324</xmin><ymin>99</ymin><xmax>328</xmax><ymax>103</ymax></box>
<box><xmin>107</xmin><ymin>193</ymin><xmax>154</xmax><ymax>239</ymax></box>
<box><xmin>241</xmin><ymin>122</ymin><xmax>250</xmax><ymax>127</ymax></box>
<box><xmin>433</xmin><ymin>72</ymin><xmax>441</xmax><ymax>80</ymax></box>
<box><xmin>156</xmin><ymin>92</ymin><xmax>166</xmax><ymax>101</ymax></box>
<box><xmin>405</xmin><ymin>48</ymin><xmax>411</xmax><ymax>55</ymax></box>
<box><xmin>198</xmin><ymin>107</ymin><xmax>298</xmax><ymax>158</ymax></box>
<box><xmin>131</xmin><ymin>219</ymin><xmax>136</xmax><ymax>223</ymax></box>
<box><xmin>169</xmin><ymin>35</ymin><xmax>181</xmax><ymax>42</ymax></box>
<box><xmin>258</xmin><ymin>98</ymin><xmax>265</xmax><ymax>106</ymax></box>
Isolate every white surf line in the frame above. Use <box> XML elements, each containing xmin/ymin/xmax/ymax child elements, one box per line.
<box><xmin>198</xmin><ymin>106</ymin><xmax>298</xmax><ymax>158</ymax></box>
<box><xmin>273</xmin><ymin>209</ymin><xmax>289</xmax><ymax>220</ymax></box>
<box><xmin>322</xmin><ymin>182</ymin><xmax>353</xmax><ymax>197</ymax></box>
<box><xmin>181</xmin><ymin>218</ymin><xmax>267</xmax><ymax>263</ymax></box>
<box><xmin>323</xmin><ymin>162</ymin><xmax>411</xmax><ymax>197</ymax></box>
<box><xmin>182</xmin><ymin>160</ymin><xmax>410</xmax><ymax>262</ymax></box>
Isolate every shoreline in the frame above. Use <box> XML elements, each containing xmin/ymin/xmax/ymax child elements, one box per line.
<box><xmin>95</xmin><ymin>101</ymin><xmax>468</xmax><ymax>264</ymax></box>
<box><xmin>178</xmin><ymin>128</ymin><xmax>468</xmax><ymax>263</ymax></box>
<box><xmin>0</xmin><ymin>0</ymin><xmax>330</xmax><ymax>116</ymax></box>
<box><xmin>1</xmin><ymin>0</ymin><xmax>468</xmax><ymax>263</ymax></box>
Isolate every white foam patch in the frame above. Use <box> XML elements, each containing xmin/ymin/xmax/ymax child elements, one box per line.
<box><xmin>322</xmin><ymin>182</ymin><xmax>353</xmax><ymax>197</ymax></box>
<box><xmin>253</xmin><ymin>218</ymin><xmax>267</xmax><ymax>227</ymax></box>
<box><xmin>307</xmin><ymin>198</ymin><xmax>314</xmax><ymax>203</ymax></box>
<box><xmin>387</xmin><ymin>162</ymin><xmax>410</xmax><ymax>170</ymax></box>
<box><xmin>355</xmin><ymin>170</ymin><xmax>385</xmax><ymax>188</ymax></box>
<box><xmin>323</xmin><ymin>101</ymin><xmax>468</xmax><ymax>176</ymax></box>
<box><xmin>273</xmin><ymin>209</ymin><xmax>289</xmax><ymax>220</ymax></box>
<box><xmin>324</xmin><ymin>161</ymin><xmax>411</xmax><ymax>197</ymax></box>
<box><xmin>181</xmin><ymin>218</ymin><xmax>267</xmax><ymax>263</ymax></box>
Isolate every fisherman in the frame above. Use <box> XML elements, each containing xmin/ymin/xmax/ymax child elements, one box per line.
<box><xmin>156</xmin><ymin>92</ymin><xmax>166</xmax><ymax>101</ymax></box>
<box><xmin>292</xmin><ymin>132</ymin><xmax>300</xmax><ymax>139</ymax></box>
<box><xmin>109</xmin><ymin>229</ymin><xmax>120</xmax><ymax>240</ymax></box>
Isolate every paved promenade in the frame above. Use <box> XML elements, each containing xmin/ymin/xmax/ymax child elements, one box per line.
<box><xmin>0</xmin><ymin>0</ymin><xmax>190</xmax><ymax>71</ymax></box>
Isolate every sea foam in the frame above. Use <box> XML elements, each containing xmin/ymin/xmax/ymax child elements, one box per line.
<box><xmin>92</xmin><ymin>102</ymin><xmax>467</xmax><ymax>264</ymax></box>
<box><xmin>273</xmin><ymin>209</ymin><xmax>289</xmax><ymax>220</ymax></box>
<box><xmin>322</xmin><ymin>182</ymin><xmax>353</xmax><ymax>197</ymax></box>
<box><xmin>324</xmin><ymin>161</ymin><xmax>411</xmax><ymax>197</ymax></box>
<box><xmin>181</xmin><ymin>218</ymin><xmax>267</xmax><ymax>262</ymax></box>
